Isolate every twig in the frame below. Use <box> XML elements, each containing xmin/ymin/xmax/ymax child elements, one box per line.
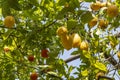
<box><xmin>38</xmin><ymin>20</ymin><xmax>57</xmax><ymax>32</ymax></box>
<box><xmin>45</xmin><ymin>20</ymin><xmax>57</xmax><ymax>28</ymax></box>
<box><xmin>64</xmin><ymin>54</ymin><xmax>80</xmax><ymax>63</ymax></box>
<box><xmin>98</xmin><ymin>76</ymin><xmax>113</xmax><ymax>80</ymax></box>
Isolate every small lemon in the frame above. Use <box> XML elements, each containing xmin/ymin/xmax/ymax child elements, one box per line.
<box><xmin>90</xmin><ymin>1</ymin><xmax>102</xmax><ymax>11</ymax></box>
<box><xmin>56</xmin><ymin>26</ymin><xmax>68</xmax><ymax>36</ymax></box>
<box><xmin>98</xmin><ymin>19</ymin><xmax>108</xmax><ymax>29</ymax></box>
<box><xmin>70</xmin><ymin>33</ymin><xmax>81</xmax><ymax>48</ymax></box>
<box><xmin>4</xmin><ymin>16</ymin><xmax>15</xmax><ymax>28</ymax></box>
<box><xmin>107</xmin><ymin>5</ymin><xmax>119</xmax><ymax>17</ymax></box>
<box><xmin>60</xmin><ymin>35</ymin><xmax>72</xmax><ymax>50</ymax></box>
<box><xmin>80</xmin><ymin>41</ymin><xmax>89</xmax><ymax>50</ymax></box>
<box><xmin>88</xmin><ymin>17</ymin><xmax>98</xmax><ymax>28</ymax></box>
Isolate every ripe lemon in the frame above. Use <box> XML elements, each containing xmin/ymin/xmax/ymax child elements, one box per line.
<box><xmin>80</xmin><ymin>41</ymin><xmax>89</xmax><ymax>50</ymax></box>
<box><xmin>60</xmin><ymin>34</ymin><xmax>72</xmax><ymax>50</ymax></box>
<box><xmin>56</xmin><ymin>26</ymin><xmax>68</xmax><ymax>37</ymax></box>
<box><xmin>70</xmin><ymin>33</ymin><xmax>81</xmax><ymax>48</ymax></box>
<box><xmin>88</xmin><ymin>17</ymin><xmax>98</xmax><ymax>28</ymax></box>
<box><xmin>90</xmin><ymin>1</ymin><xmax>102</xmax><ymax>11</ymax></box>
<box><xmin>98</xmin><ymin>19</ymin><xmax>108</xmax><ymax>29</ymax></box>
<box><xmin>107</xmin><ymin>5</ymin><xmax>119</xmax><ymax>17</ymax></box>
<box><xmin>4</xmin><ymin>16</ymin><xmax>15</xmax><ymax>28</ymax></box>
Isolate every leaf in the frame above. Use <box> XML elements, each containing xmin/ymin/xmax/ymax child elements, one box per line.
<box><xmin>47</xmin><ymin>71</ymin><xmax>58</xmax><ymax>76</ymax></box>
<box><xmin>1</xmin><ymin>1</ymin><xmax>11</xmax><ymax>17</ymax></box>
<box><xmin>47</xmin><ymin>71</ymin><xmax>62</xmax><ymax>79</ymax></box>
<box><xmin>68</xmin><ymin>66</ymin><xmax>74</xmax><ymax>74</ymax></box>
<box><xmin>69</xmin><ymin>0</ymin><xmax>80</xmax><ymax>8</ymax></box>
<box><xmin>118</xmin><ymin>69</ymin><xmax>120</xmax><ymax>75</ymax></box>
<box><xmin>77</xmin><ymin>10</ymin><xmax>85</xmax><ymax>16</ymax></box>
<box><xmin>94</xmin><ymin>40</ymin><xmax>99</xmax><ymax>47</ymax></box>
<box><xmin>108</xmin><ymin>36</ymin><xmax>118</xmax><ymax>44</ymax></box>
<box><xmin>58</xmin><ymin>0</ymin><xmax>68</xmax><ymax>6</ymax></box>
<box><xmin>84</xmin><ymin>0</ymin><xmax>95</xmax><ymax>2</ymax></box>
<box><xmin>81</xmin><ymin>11</ymin><xmax>93</xmax><ymax>23</ymax></box>
<box><xmin>0</xmin><ymin>8</ymin><xmax>2</xmax><ymax>16</ymax></box>
<box><xmin>7</xmin><ymin>0</ymin><xmax>21</xmax><ymax>10</ymax></box>
<box><xmin>67</xmin><ymin>19</ymin><xmax>78</xmax><ymax>30</ymax></box>
<box><xmin>71</xmin><ymin>51</ymin><xmax>79</xmax><ymax>55</ymax></box>
<box><xmin>38</xmin><ymin>65</ymin><xmax>52</xmax><ymax>68</ymax></box>
<box><xmin>55</xmin><ymin>8</ymin><xmax>67</xmax><ymax>19</ymax></box>
<box><xmin>5</xmin><ymin>53</ymin><xmax>12</xmax><ymax>59</ymax></box>
<box><xmin>2</xmin><ymin>30</ymin><xmax>13</xmax><ymax>40</ymax></box>
<box><xmin>81</xmin><ymin>69</ymin><xmax>88</xmax><ymax>77</ymax></box>
<box><xmin>82</xmin><ymin>50</ymin><xmax>91</xmax><ymax>59</ymax></box>
<box><xmin>94</xmin><ymin>61</ymin><xmax>107</xmax><ymax>72</ymax></box>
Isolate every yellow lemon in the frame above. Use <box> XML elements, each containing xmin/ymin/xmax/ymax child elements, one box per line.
<box><xmin>80</xmin><ymin>41</ymin><xmax>89</xmax><ymax>50</ymax></box>
<box><xmin>70</xmin><ymin>33</ymin><xmax>81</xmax><ymax>48</ymax></box>
<box><xmin>107</xmin><ymin>5</ymin><xmax>119</xmax><ymax>17</ymax></box>
<box><xmin>88</xmin><ymin>17</ymin><xmax>98</xmax><ymax>28</ymax></box>
<box><xmin>4</xmin><ymin>16</ymin><xmax>15</xmax><ymax>28</ymax></box>
<box><xmin>90</xmin><ymin>1</ymin><xmax>102</xmax><ymax>11</ymax></box>
<box><xmin>60</xmin><ymin>35</ymin><xmax>72</xmax><ymax>50</ymax></box>
<box><xmin>98</xmin><ymin>19</ymin><xmax>108</xmax><ymax>29</ymax></box>
<box><xmin>56</xmin><ymin>26</ymin><xmax>68</xmax><ymax>37</ymax></box>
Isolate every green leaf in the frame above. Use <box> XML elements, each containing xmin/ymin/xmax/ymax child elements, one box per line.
<box><xmin>94</xmin><ymin>61</ymin><xmax>107</xmax><ymax>72</ymax></box>
<box><xmin>0</xmin><ymin>8</ymin><xmax>2</xmax><ymax>16</ymax></box>
<box><xmin>55</xmin><ymin>8</ymin><xmax>67</xmax><ymax>19</ymax></box>
<box><xmin>81</xmin><ymin>11</ymin><xmax>93</xmax><ymax>23</ymax></box>
<box><xmin>5</xmin><ymin>53</ymin><xmax>12</xmax><ymax>59</ymax></box>
<box><xmin>47</xmin><ymin>71</ymin><xmax>62</xmax><ymax>79</ymax></box>
<box><xmin>67</xmin><ymin>19</ymin><xmax>78</xmax><ymax>30</ymax></box>
<box><xmin>82</xmin><ymin>50</ymin><xmax>91</xmax><ymax>59</ymax></box>
<box><xmin>58</xmin><ymin>0</ymin><xmax>68</xmax><ymax>6</ymax></box>
<box><xmin>7</xmin><ymin>0</ymin><xmax>21</xmax><ymax>10</ymax></box>
<box><xmin>71</xmin><ymin>51</ymin><xmax>79</xmax><ymax>55</ymax></box>
<box><xmin>68</xmin><ymin>66</ymin><xmax>74</xmax><ymax>74</ymax></box>
<box><xmin>38</xmin><ymin>65</ymin><xmax>52</xmax><ymax>68</ymax></box>
<box><xmin>77</xmin><ymin>10</ymin><xmax>85</xmax><ymax>16</ymax></box>
<box><xmin>84</xmin><ymin>0</ymin><xmax>95</xmax><ymax>2</ymax></box>
<box><xmin>47</xmin><ymin>71</ymin><xmax>58</xmax><ymax>76</ymax></box>
<box><xmin>81</xmin><ymin>69</ymin><xmax>88</xmax><ymax>77</ymax></box>
<box><xmin>95</xmin><ymin>40</ymin><xmax>99</xmax><ymax>47</ymax></box>
<box><xmin>118</xmin><ymin>69</ymin><xmax>120</xmax><ymax>75</ymax></box>
<box><xmin>1</xmin><ymin>1</ymin><xmax>11</xmax><ymax>17</ymax></box>
<box><xmin>69</xmin><ymin>0</ymin><xmax>80</xmax><ymax>9</ymax></box>
<box><xmin>2</xmin><ymin>30</ymin><xmax>13</xmax><ymax>40</ymax></box>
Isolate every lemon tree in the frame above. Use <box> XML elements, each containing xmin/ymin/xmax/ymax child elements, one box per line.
<box><xmin>0</xmin><ymin>0</ymin><xmax>120</xmax><ymax>80</ymax></box>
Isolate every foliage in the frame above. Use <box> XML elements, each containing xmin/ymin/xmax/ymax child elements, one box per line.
<box><xmin>0</xmin><ymin>0</ymin><xmax>120</xmax><ymax>80</ymax></box>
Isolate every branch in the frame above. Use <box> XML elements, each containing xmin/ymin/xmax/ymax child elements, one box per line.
<box><xmin>104</xmin><ymin>53</ymin><xmax>120</xmax><ymax>69</ymax></box>
<box><xmin>38</xmin><ymin>20</ymin><xmax>57</xmax><ymax>32</ymax></box>
<box><xmin>45</xmin><ymin>20</ymin><xmax>57</xmax><ymax>28</ymax></box>
<box><xmin>115</xmin><ymin>32</ymin><xmax>120</xmax><ymax>38</ymax></box>
<box><xmin>64</xmin><ymin>54</ymin><xmax>80</xmax><ymax>63</ymax></box>
<box><xmin>98</xmin><ymin>76</ymin><xmax>113</xmax><ymax>80</ymax></box>
<box><xmin>0</xmin><ymin>25</ymin><xmax>16</xmax><ymax>29</ymax></box>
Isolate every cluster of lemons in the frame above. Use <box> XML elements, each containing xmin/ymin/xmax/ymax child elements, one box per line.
<box><xmin>90</xmin><ymin>1</ymin><xmax>120</xmax><ymax>59</ymax></box>
<box><xmin>56</xmin><ymin>26</ymin><xmax>89</xmax><ymax>50</ymax></box>
<box><xmin>89</xmin><ymin>1</ymin><xmax>119</xmax><ymax>29</ymax></box>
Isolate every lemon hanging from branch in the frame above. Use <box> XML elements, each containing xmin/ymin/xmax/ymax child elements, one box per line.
<box><xmin>4</xmin><ymin>16</ymin><xmax>15</xmax><ymax>28</ymax></box>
